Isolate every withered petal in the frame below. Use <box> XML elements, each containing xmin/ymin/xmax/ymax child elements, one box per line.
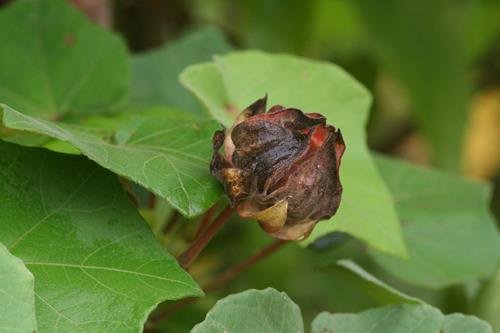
<box><xmin>235</xmin><ymin>94</ymin><xmax>268</xmax><ymax>123</ymax></box>
<box><xmin>267</xmin><ymin>105</ymin><xmax>285</xmax><ymax>113</ymax></box>
<box><xmin>210</xmin><ymin>130</ymin><xmax>233</xmax><ymax>175</ymax></box>
<box><xmin>333</xmin><ymin>129</ymin><xmax>346</xmax><ymax>171</ymax></box>
<box><xmin>238</xmin><ymin>199</ymin><xmax>288</xmax><ymax>233</ymax></box>
<box><xmin>267</xmin><ymin>218</ymin><xmax>317</xmax><ymax>241</ymax></box>
<box><xmin>212</xmin><ymin>129</ymin><xmax>225</xmax><ymax>150</ymax></box>
<box><xmin>218</xmin><ymin>168</ymin><xmax>250</xmax><ymax>204</ymax></box>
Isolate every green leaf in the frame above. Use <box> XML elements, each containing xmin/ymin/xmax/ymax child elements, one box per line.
<box><xmin>442</xmin><ymin>313</ymin><xmax>494</xmax><ymax>333</ymax></box>
<box><xmin>319</xmin><ymin>260</ymin><xmax>422</xmax><ymax>306</ymax></box>
<box><xmin>1</xmin><ymin>105</ymin><xmax>221</xmax><ymax>217</ymax></box>
<box><xmin>311</xmin><ymin>304</ymin><xmax>493</xmax><ymax>333</ymax></box>
<box><xmin>191</xmin><ymin>288</ymin><xmax>303</xmax><ymax>333</ymax></box>
<box><xmin>131</xmin><ymin>27</ymin><xmax>232</xmax><ymax>114</ymax></box>
<box><xmin>370</xmin><ymin>156</ymin><xmax>500</xmax><ymax>288</ymax></box>
<box><xmin>181</xmin><ymin>51</ymin><xmax>406</xmax><ymax>257</ymax></box>
<box><xmin>473</xmin><ymin>269</ymin><xmax>500</xmax><ymax>332</ymax></box>
<box><xmin>312</xmin><ymin>305</ymin><xmax>442</xmax><ymax>333</ymax></box>
<box><xmin>0</xmin><ymin>242</ymin><xmax>37</xmax><ymax>332</ymax></box>
<box><xmin>0</xmin><ymin>141</ymin><xmax>202</xmax><ymax>332</ymax></box>
<box><xmin>0</xmin><ymin>0</ymin><xmax>129</xmax><ymax>120</ymax></box>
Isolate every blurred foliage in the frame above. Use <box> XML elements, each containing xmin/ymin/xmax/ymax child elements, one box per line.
<box><xmin>464</xmin><ymin>89</ymin><xmax>500</xmax><ymax>179</ymax></box>
<box><xmin>355</xmin><ymin>1</ymin><xmax>470</xmax><ymax>172</ymax></box>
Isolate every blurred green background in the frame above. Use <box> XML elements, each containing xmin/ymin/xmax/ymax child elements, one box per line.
<box><xmin>48</xmin><ymin>0</ymin><xmax>500</xmax><ymax>331</ymax></box>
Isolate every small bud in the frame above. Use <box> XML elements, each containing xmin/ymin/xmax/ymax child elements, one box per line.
<box><xmin>211</xmin><ymin>96</ymin><xmax>345</xmax><ymax>240</ymax></box>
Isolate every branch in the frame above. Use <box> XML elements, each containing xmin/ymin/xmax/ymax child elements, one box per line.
<box><xmin>193</xmin><ymin>202</ymin><xmax>219</xmax><ymax>240</ymax></box>
<box><xmin>178</xmin><ymin>206</ymin><xmax>234</xmax><ymax>269</ymax></box>
<box><xmin>204</xmin><ymin>239</ymin><xmax>287</xmax><ymax>292</ymax></box>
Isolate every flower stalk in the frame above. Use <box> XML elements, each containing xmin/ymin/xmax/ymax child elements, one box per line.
<box><xmin>178</xmin><ymin>206</ymin><xmax>234</xmax><ymax>269</ymax></box>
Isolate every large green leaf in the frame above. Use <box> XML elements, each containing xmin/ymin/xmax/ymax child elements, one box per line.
<box><xmin>0</xmin><ymin>0</ymin><xmax>129</xmax><ymax>120</ymax></box>
<box><xmin>181</xmin><ymin>51</ymin><xmax>406</xmax><ymax>256</ymax></box>
<box><xmin>370</xmin><ymin>156</ymin><xmax>500</xmax><ymax>288</ymax></box>
<box><xmin>131</xmin><ymin>27</ymin><xmax>231</xmax><ymax>114</ymax></box>
<box><xmin>319</xmin><ymin>260</ymin><xmax>422</xmax><ymax>306</ymax></box>
<box><xmin>0</xmin><ymin>243</ymin><xmax>37</xmax><ymax>332</ymax></box>
<box><xmin>311</xmin><ymin>304</ymin><xmax>493</xmax><ymax>333</ymax></box>
<box><xmin>0</xmin><ymin>105</ymin><xmax>221</xmax><ymax>217</ymax></box>
<box><xmin>0</xmin><ymin>141</ymin><xmax>202</xmax><ymax>332</ymax></box>
<box><xmin>191</xmin><ymin>288</ymin><xmax>303</xmax><ymax>333</ymax></box>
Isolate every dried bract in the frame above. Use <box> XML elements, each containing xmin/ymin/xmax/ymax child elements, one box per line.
<box><xmin>211</xmin><ymin>96</ymin><xmax>345</xmax><ymax>240</ymax></box>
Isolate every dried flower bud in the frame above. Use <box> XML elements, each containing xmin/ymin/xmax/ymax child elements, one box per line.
<box><xmin>211</xmin><ymin>96</ymin><xmax>345</xmax><ymax>240</ymax></box>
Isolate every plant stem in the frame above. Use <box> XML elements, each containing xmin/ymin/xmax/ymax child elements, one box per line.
<box><xmin>204</xmin><ymin>239</ymin><xmax>287</xmax><ymax>292</ymax></box>
<box><xmin>178</xmin><ymin>206</ymin><xmax>234</xmax><ymax>269</ymax></box>
<box><xmin>119</xmin><ymin>177</ymin><xmax>139</xmax><ymax>207</ymax></box>
<box><xmin>193</xmin><ymin>202</ymin><xmax>219</xmax><ymax>240</ymax></box>
<box><xmin>147</xmin><ymin>192</ymin><xmax>156</xmax><ymax>209</ymax></box>
<box><xmin>150</xmin><ymin>239</ymin><xmax>288</xmax><ymax>324</ymax></box>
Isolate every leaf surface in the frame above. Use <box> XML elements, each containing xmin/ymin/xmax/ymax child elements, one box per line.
<box><xmin>320</xmin><ymin>260</ymin><xmax>422</xmax><ymax>306</ymax></box>
<box><xmin>0</xmin><ymin>0</ymin><xmax>129</xmax><ymax>119</ymax></box>
<box><xmin>311</xmin><ymin>304</ymin><xmax>492</xmax><ymax>333</ymax></box>
<box><xmin>1</xmin><ymin>105</ymin><xmax>221</xmax><ymax>216</ymax></box>
<box><xmin>191</xmin><ymin>288</ymin><xmax>303</xmax><ymax>333</ymax></box>
<box><xmin>0</xmin><ymin>243</ymin><xmax>37</xmax><ymax>332</ymax></box>
<box><xmin>193</xmin><ymin>288</ymin><xmax>492</xmax><ymax>333</ymax></box>
<box><xmin>0</xmin><ymin>141</ymin><xmax>202</xmax><ymax>332</ymax></box>
<box><xmin>371</xmin><ymin>156</ymin><xmax>500</xmax><ymax>288</ymax></box>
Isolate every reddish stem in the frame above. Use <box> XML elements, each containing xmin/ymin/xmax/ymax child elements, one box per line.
<box><xmin>147</xmin><ymin>192</ymin><xmax>156</xmax><ymax>209</ymax></box>
<box><xmin>119</xmin><ymin>177</ymin><xmax>139</xmax><ymax>207</ymax></box>
<box><xmin>204</xmin><ymin>239</ymin><xmax>287</xmax><ymax>292</ymax></box>
<box><xmin>178</xmin><ymin>206</ymin><xmax>234</xmax><ymax>269</ymax></box>
<box><xmin>193</xmin><ymin>202</ymin><xmax>219</xmax><ymax>240</ymax></box>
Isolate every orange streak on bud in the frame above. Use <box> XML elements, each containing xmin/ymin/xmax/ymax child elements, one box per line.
<box><xmin>311</xmin><ymin>125</ymin><xmax>328</xmax><ymax>147</ymax></box>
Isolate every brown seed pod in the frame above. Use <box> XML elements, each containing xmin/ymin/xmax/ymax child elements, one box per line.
<box><xmin>210</xmin><ymin>96</ymin><xmax>345</xmax><ymax>240</ymax></box>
